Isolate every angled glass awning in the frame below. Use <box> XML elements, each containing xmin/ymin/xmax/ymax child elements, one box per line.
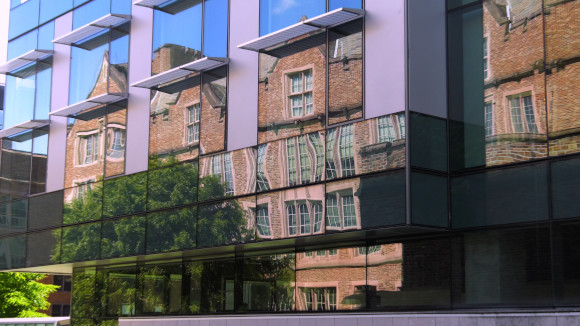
<box><xmin>52</xmin><ymin>14</ymin><xmax>131</xmax><ymax>47</ymax></box>
<box><xmin>0</xmin><ymin>120</ymin><xmax>51</xmax><ymax>139</ymax></box>
<box><xmin>49</xmin><ymin>93</ymin><xmax>128</xmax><ymax>118</ymax></box>
<box><xmin>238</xmin><ymin>7</ymin><xmax>365</xmax><ymax>52</ymax></box>
<box><xmin>0</xmin><ymin>50</ymin><xmax>54</xmax><ymax>76</ymax></box>
<box><xmin>131</xmin><ymin>57</ymin><xmax>228</xmax><ymax>89</ymax></box>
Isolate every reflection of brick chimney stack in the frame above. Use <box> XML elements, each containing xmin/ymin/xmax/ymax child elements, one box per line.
<box><xmin>152</xmin><ymin>44</ymin><xmax>202</xmax><ymax>75</ymax></box>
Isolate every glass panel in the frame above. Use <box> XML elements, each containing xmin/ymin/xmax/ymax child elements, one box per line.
<box><xmin>9</xmin><ymin>0</ymin><xmax>40</xmax><ymax>39</ymax></box>
<box><xmin>108</xmin><ymin>30</ymin><xmax>129</xmax><ymax>95</ymax></box>
<box><xmin>553</xmin><ymin>220</ymin><xmax>580</xmax><ymax>306</ymax></box>
<box><xmin>198</xmin><ymin>196</ymin><xmax>256</xmax><ymax>248</ymax></box>
<box><xmin>111</xmin><ymin>0</ymin><xmax>131</xmax><ymax>16</ymax></box>
<box><xmin>26</xmin><ymin>229</ymin><xmax>61</xmax><ymax>266</ymax></box>
<box><xmin>259</xmin><ymin>0</ymin><xmax>325</xmax><ymax>36</ymax></box>
<box><xmin>39</xmin><ymin>0</ymin><xmax>73</xmax><ymax>24</ymax></box>
<box><xmin>72</xmin><ymin>268</ymin><xmax>101</xmax><ymax>318</ymax></box>
<box><xmin>60</xmin><ymin>222</ymin><xmax>102</xmax><ymax>262</ymax></box>
<box><xmin>0</xmin><ymin>199</ymin><xmax>28</xmax><ymax>236</ymax></box>
<box><xmin>72</xmin><ymin>0</ymin><xmax>110</xmax><ymax>30</ymax></box>
<box><xmin>410</xmin><ymin>113</ymin><xmax>447</xmax><ymax>172</ymax></box>
<box><xmin>34</xmin><ymin>64</ymin><xmax>52</xmax><ymax>121</ymax></box>
<box><xmin>329</xmin><ymin>0</ymin><xmax>362</xmax><ymax>10</ymax></box>
<box><xmin>198</xmin><ymin>148</ymin><xmax>256</xmax><ymax>202</ymax></box>
<box><xmin>103</xmin><ymin>173</ymin><xmax>146</xmax><ymax>218</ymax></box>
<box><xmin>63</xmin><ymin>181</ymin><xmax>103</xmax><ymax>225</ymax></box>
<box><xmin>545</xmin><ymin>0</ymin><xmax>580</xmax><ymax>157</ymax></box>
<box><xmin>326</xmin><ymin>171</ymin><xmax>405</xmax><ymax>232</ymax></box>
<box><xmin>103</xmin><ymin>267</ymin><xmax>137</xmax><ymax>317</ymax></box>
<box><xmin>28</xmin><ymin>190</ymin><xmax>63</xmax><ymax>230</ymax></box>
<box><xmin>64</xmin><ymin>114</ymin><xmax>105</xmax><ymax>189</ymax></box>
<box><xmin>105</xmin><ymin>107</ymin><xmax>127</xmax><ymax>178</ymax></box>
<box><xmin>186</xmin><ymin>256</ymin><xmax>235</xmax><ymax>314</ymax></box>
<box><xmin>552</xmin><ymin>157</ymin><xmax>580</xmax><ymax>219</ymax></box>
<box><xmin>138</xmin><ymin>264</ymin><xmax>182</xmax><ymax>315</ymax></box>
<box><xmin>152</xmin><ymin>0</ymin><xmax>202</xmax><ymax>73</ymax></box>
<box><xmin>451</xmin><ymin>162</ymin><xmax>548</xmax><ymax>229</ymax></box>
<box><xmin>69</xmin><ymin>40</ymin><xmax>109</xmax><ymax>105</ymax></box>
<box><xmin>411</xmin><ymin>172</ymin><xmax>448</xmax><ymax>228</ymax></box>
<box><xmin>147</xmin><ymin>161</ymin><xmax>198</xmax><ymax>211</ymax></box>
<box><xmin>149</xmin><ymin>76</ymin><xmax>201</xmax><ymax>168</ymax></box>
<box><xmin>257</xmin><ymin>31</ymin><xmax>327</xmax><ymax>144</ymax></box>
<box><xmin>296</xmin><ymin>246</ymin><xmax>365</xmax><ymax>311</ymax></box>
<box><xmin>200</xmin><ymin>66</ymin><xmax>227</xmax><ymax>154</ymax></box>
<box><xmin>242</xmin><ymin>251</ymin><xmax>296</xmax><ymax>312</ymax></box>
<box><xmin>0</xmin><ymin>235</ymin><xmax>26</xmax><ymax>269</ymax></box>
<box><xmin>328</xmin><ymin>19</ymin><xmax>363</xmax><ymax>125</ymax></box>
<box><xmin>203</xmin><ymin>0</ymin><xmax>228</xmax><ymax>57</ymax></box>
<box><xmin>0</xmin><ymin>139</ymin><xmax>32</xmax><ymax>203</ymax></box>
<box><xmin>368</xmin><ymin>239</ymin><xmax>451</xmax><ymax>309</ymax></box>
<box><xmin>256</xmin><ymin>184</ymin><xmax>324</xmax><ymax>239</ymax></box>
<box><xmin>101</xmin><ymin>216</ymin><xmax>145</xmax><ymax>259</ymax></box>
<box><xmin>4</xmin><ymin>74</ymin><xmax>36</xmax><ymax>128</ymax></box>
<box><xmin>452</xmin><ymin>224</ymin><xmax>552</xmax><ymax>307</ymax></box>
<box><xmin>447</xmin><ymin>0</ymin><xmax>479</xmax><ymax>10</ymax></box>
<box><xmin>146</xmin><ymin>206</ymin><xmax>196</xmax><ymax>253</ymax></box>
<box><xmin>7</xmin><ymin>29</ymin><xmax>38</xmax><ymax>61</ymax></box>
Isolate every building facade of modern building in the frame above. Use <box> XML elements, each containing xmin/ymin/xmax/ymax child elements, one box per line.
<box><xmin>1</xmin><ymin>0</ymin><xmax>580</xmax><ymax>324</ymax></box>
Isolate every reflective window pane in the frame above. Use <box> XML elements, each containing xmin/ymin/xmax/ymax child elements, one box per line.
<box><xmin>103</xmin><ymin>267</ymin><xmax>137</xmax><ymax>317</ymax></box>
<box><xmin>411</xmin><ymin>172</ymin><xmax>448</xmax><ymax>228</ymax></box>
<box><xmin>63</xmin><ymin>182</ymin><xmax>103</xmax><ymax>225</ymax></box>
<box><xmin>199</xmin><ymin>148</ymin><xmax>256</xmax><ymax>202</ymax></box>
<box><xmin>60</xmin><ymin>222</ymin><xmax>102</xmax><ymax>262</ymax></box>
<box><xmin>198</xmin><ymin>196</ymin><xmax>256</xmax><ymax>248</ymax></box>
<box><xmin>39</xmin><ymin>0</ymin><xmax>73</xmax><ymax>24</ymax></box>
<box><xmin>73</xmin><ymin>0</ymin><xmax>110</xmax><ymax>30</ymax></box>
<box><xmin>101</xmin><ymin>216</ymin><xmax>145</xmax><ymax>259</ymax></box>
<box><xmin>203</xmin><ymin>0</ymin><xmax>228</xmax><ymax>57</ymax></box>
<box><xmin>147</xmin><ymin>161</ymin><xmax>198</xmax><ymax>211</ymax></box>
<box><xmin>329</xmin><ymin>0</ymin><xmax>362</xmax><ymax>10</ymax></box>
<box><xmin>552</xmin><ymin>157</ymin><xmax>580</xmax><ymax>219</ymax></box>
<box><xmin>0</xmin><ymin>235</ymin><xmax>26</xmax><ymax>269</ymax></box>
<box><xmin>410</xmin><ymin>113</ymin><xmax>447</xmax><ymax>172</ymax></box>
<box><xmin>28</xmin><ymin>190</ymin><xmax>63</xmax><ymax>230</ymax></box>
<box><xmin>553</xmin><ymin>220</ymin><xmax>580</xmax><ymax>306</ymax></box>
<box><xmin>186</xmin><ymin>256</ymin><xmax>235</xmax><ymax>313</ymax></box>
<box><xmin>0</xmin><ymin>199</ymin><xmax>28</xmax><ymax>236</ymax></box>
<box><xmin>200</xmin><ymin>66</ymin><xmax>227</xmax><ymax>154</ymax></box>
<box><xmin>0</xmin><ymin>138</ymin><xmax>32</xmax><ymax>203</ymax></box>
<box><xmin>7</xmin><ymin>29</ymin><xmax>38</xmax><ymax>61</ymax></box>
<box><xmin>9</xmin><ymin>0</ymin><xmax>40</xmax><ymax>39</ymax></box>
<box><xmin>146</xmin><ymin>206</ymin><xmax>196</xmax><ymax>254</ymax></box>
<box><xmin>72</xmin><ymin>268</ymin><xmax>101</xmax><ymax>318</ymax></box>
<box><xmin>4</xmin><ymin>74</ymin><xmax>36</xmax><ymax>128</ymax></box>
<box><xmin>69</xmin><ymin>41</ymin><xmax>109</xmax><ymax>105</ymax></box>
<box><xmin>138</xmin><ymin>264</ymin><xmax>182</xmax><ymax>315</ymax></box>
<box><xmin>259</xmin><ymin>0</ymin><xmax>325</xmax><ymax>36</ymax></box>
<box><xmin>103</xmin><ymin>173</ymin><xmax>146</xmax><ymax>219</ymax></box>
<box><xmin>26</xmin><ymin>229</ymin><xmax>61</xmax><ymax>266</ymax></box>
<box><xmin>104</xmin><ymin>107</ymin><xmax>127</xmax><ymax>178</ymax></box>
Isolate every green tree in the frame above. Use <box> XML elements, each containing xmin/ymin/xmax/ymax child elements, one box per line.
<box><xmin>0</xmin><ymin>272</ymin><xmax>59</xmax><ymax>317</ymax></box>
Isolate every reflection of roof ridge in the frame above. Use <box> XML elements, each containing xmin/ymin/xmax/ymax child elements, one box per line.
<box><xmin>152</xmin><ymin>43</ymin><xmax>201</xmax><ymax>55</ymax></box>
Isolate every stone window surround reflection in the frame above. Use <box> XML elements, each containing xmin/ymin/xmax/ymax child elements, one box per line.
<box><xmin>299</xmin><ymin>287</ymin><xmax>337</xmax><ymax>311</ymax></box>
<box><xmin>75</xmin><ymin>128</ymin><xmax>102</xmax><ymax>167</ymax></box>
<box><xmin>208</xmin><ymin>152</ymin><xmax>234</xmax><ymax>196</ymax></box>
<box><xmin>105</xmin><ymin>125</ymin><xmax>126</xmax><ymax>161</ymax></box>
<box><xmin>283</xmin><ymin>64</ymin><xmax>315</xmax><ymax>120</ymax></box>
<box><xmin>373</xmin><ymin>114</ymin><xmax>405</xmax><ymax>144</ymax></box>
<box><xmin>326</xmin><ymin>187</ymin><xmax>359</xmax><ymax>231</ymax></box>
<box><xmin>186</xmin><ymin>103</ymin><xmax>200</xmax><ymax>145</ymax></box>
<box><xmin>326</xmin><ymin>125</ymin><xmax>356</xmax><ymax>179</ymax></box>
<box><xmin>504</xmin><ymin>88</ymin><xmax>541</xmax><ymax>134</ymax></box>
<box><xmin>283</xmin><ymin>134</ymin><xmax>324</xmax><ymax>187</ymax></box>
<box><xmin>285</xmin><ymin>199</ymin><xmax>323</xmax><ymax>237</ymax></box>
<box><xmin>485</xmin><ymin>100</ymin><xmax>494</xmax><ymax>137</ymax></box>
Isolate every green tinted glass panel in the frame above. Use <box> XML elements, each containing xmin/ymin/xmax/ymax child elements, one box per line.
<box><xmin>103</xmin><ymin>173</ymin><xmax>146</xmax><ymax>218</ymax></box>
<box><xmin>146</xmin><ymin>206</ymin><xmax>196</xmax><ymax>254</ymax></box>
<box><xmin>101</xmin><ymin>216</ymin><xmax>145</xmax><ymax>259</ymax></box>
<box><xmin>147</xmin><ymin>161</ymin><xmax>198</xmax><ymax>211</ymax></box>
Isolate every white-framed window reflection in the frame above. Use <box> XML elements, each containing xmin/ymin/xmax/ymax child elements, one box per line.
<box><xmin>326</xmin><ymin>189</ymin><xmax>359</xmax><ymax>230</ymax></box>
<box><xmin>186</xmin><ymin>104</ymin><xmax>201</xmax><ymax>144</ymax></box>
<box><xmin>285</xmin><ymin>200</ymin><xmax>323</xmax><ymax>236</ymax></box>
<box><xmin>287</xmin><ymin>69</ymin><xmax>314</xmax><ymax>118</ymax></box>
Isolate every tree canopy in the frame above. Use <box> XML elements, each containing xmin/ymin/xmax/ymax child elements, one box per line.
<box><xmin>0</xmin><ymin>272</ymin><xmax>59</xmax><ymax>317</ymax></box>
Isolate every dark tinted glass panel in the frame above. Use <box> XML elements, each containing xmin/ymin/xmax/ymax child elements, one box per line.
<box><xmin>103</xmin><ymin>268</ymin><xmax>137</xmax><ymax>317</ymax></box>
<box><xmin>452</xmin><ymin>224</ymin><xmax>552</xmax><ymax>307</ymax></box>
<box><xmin>186</xmin><ymin>256</ymin><xmax>235</xmax><ymax>313</ymax></box>
<box><xmin>410</xmin><ymin>113</ymin><xmax>447</xmax><ymax>172</ymax></box>
<box><xmin>199</xmin><ymin>148</ymin><xmax>256</xmax><ymax>202</ymax></box>
<box><xmin>203</xmin><ymin>0</ymin><xmax>228</xmax><ymax>57</ymax></box>
<box><xmin>7</xmin><ymin>29</ymin><xmax>38</xmax><ymax>60</ymax></box>
<box><xmin>328</xmin><ymin>19</ymin><xmax>363</xmax><ymax>125</ymax></box>
<box><xmin>259</xmin><ymin>0</ymin><xmax>325</xmax><ymax>36</ymax></box>
<box><xmin>138</xmin><ymin>264</ymin><xmax>182</xmax><ymax>315</ymax></box>
<box><xmin>552</xmin><ymin>157</ymin><xmax>580</xmax><ymax>219</ymax></box>
<box><xmin>242</xmin><ymin>251</ymin><xmax>295</xmax><ymax>312</ymax></box>
<box><xmin>30</xmin><ymin>131</ymin><xmax>48</xmax><ymax>195</ymax></box>
<box><xmin>146</xmin><ymin>206</ymin><xmax>196</xmax><ymax>253</ymax></box>
<box><xmin>61</xmin><ymin>222</ymin><xmax>101</xmax><ymax>262</ymax></box>
<box><xmin>4</xmin><ymin>74</ymin><xmax>36</xmax><ymax>128</ymax></box>
<box><xmin>447</xmin><ymin>0</ymin><xmax>479</xmax><ymax>10</ymax></box>
<box><xmin>200</xmin><ymin>66</ymin><xmax>227</xmax><ymax>154</ymax></box>
<box><xmin>152</xmin><ymin>0</ymin><xmax>202</xmax><ymax>73</ymax></box>
<box><xmin>546</xmin><ymin>0</ymin><xmax>580</xmax><ymax>157</ymax></box>
<box><xmin>28</xmin><ymin>190</ymin><xmax>63</xmax><ymax>230</ymax></box>
<box><xmin>0</xmin><ymin>199</ymin><xmax>28</xmax><ymax>236</ymax></box>
<box><xmin>553</xmin><ymin>220</ymin><xmax>580</xmax><ymax>306</ymax></box>
<box><xmin>296</xmin><ymin>246</ymin><xmax>365</xmax><ymax>311</ymax></box>
<box><xmin>368</xmin><ymin>239</ymin><xmax>451</xmax><ymax>309</ymax></box>
<box><xmin>103</xmin><ymin>173</ymin><xmax>146</xmax><ymax>218</ymax></box>
<box><xmin>26</xmin><ymin>229</ymin><xmax>61</xmax><ymax>266</ymax></box>
<box><xmin>411</xmin><ymin>172</ymin><xmax>448</xmax><ymax>228</ymax></box>
<box><xmin>329</xmin><ymin>0</ymin><xmax>362</xmax><ymax>10</ymax></box>
<box><xmin>73</xmin><ymin>0</ymin><xmax>111</xmax><ymax>30</ymax></box>
<box><xmin>101</xmin><ymin>216</ymin><xmax>145</xmax><ymax>259</ymax></box>
<box><xmin>257</xmin><ymin>185</ymin><xmax>324</xmax><ymax>240</ymax></box>
<box><xmin>259</xmin><ymin>132</ymin><xmax>324</xmax><ymax>191</ymax></box>
<box><xmin>147</xmin><ymin>161</ymin><xmax>198</xmax><ymax>211</ymax></box>
<box><xmin>0</xmin><ymin>235</ymin><xmax>26</xmax><ymax>269</ymax></box>
<box><xmin>0</xmin><ymin>139</ymin><xmax>32</xmax><ymax>203</ymax></box>
<box><xmin>257</xmin><ymin>32</ymin><xmax>327</xmax><ymax>144</ymax></box>
<box><xmin>69</xmin><ymin>41</ymin><xmax>109</xmax><ymax>104</ymax></box>
<box><xmin>72</xmin><ymin>268</ymin><xmax>101</xmax><ymax>318</ymax></box>
<box><xmin>104</xmin><ymin>107</ymin><xmax>127</xmax><ymax>178</ymax></box>
<box><xmin>39</xmin><ymin>0</ymin><xmax>73</xmax><ymax>24</ymax></box>
<box><xmin>9</xmin><ymin>0</ymin><xmax>40</xmax><ymax>39</ymax></box>
<box><xmin>149</xmin><ymin>76</ymin><xmax>201</xmax><ymax>168</ymax></box>
<box><xmin>198</xmin><ymin>196</ymin><xmax>256</xmax><ymax>248</ymax></box>
<box><xmin>63</xmin><ymin>182</ymin><xmax>103</xmax><ymax>225</ymax></box>
<box><xmin>451</xmin><ymin>163</ymin><xmax>548</xmax><ymax>229</ymax></box>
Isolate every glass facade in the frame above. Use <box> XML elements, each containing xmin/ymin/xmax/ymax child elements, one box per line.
<box><xmin>1</xmin><ymin>0</ymin><xmax>580</xmax><ymax>322</ymax></box>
